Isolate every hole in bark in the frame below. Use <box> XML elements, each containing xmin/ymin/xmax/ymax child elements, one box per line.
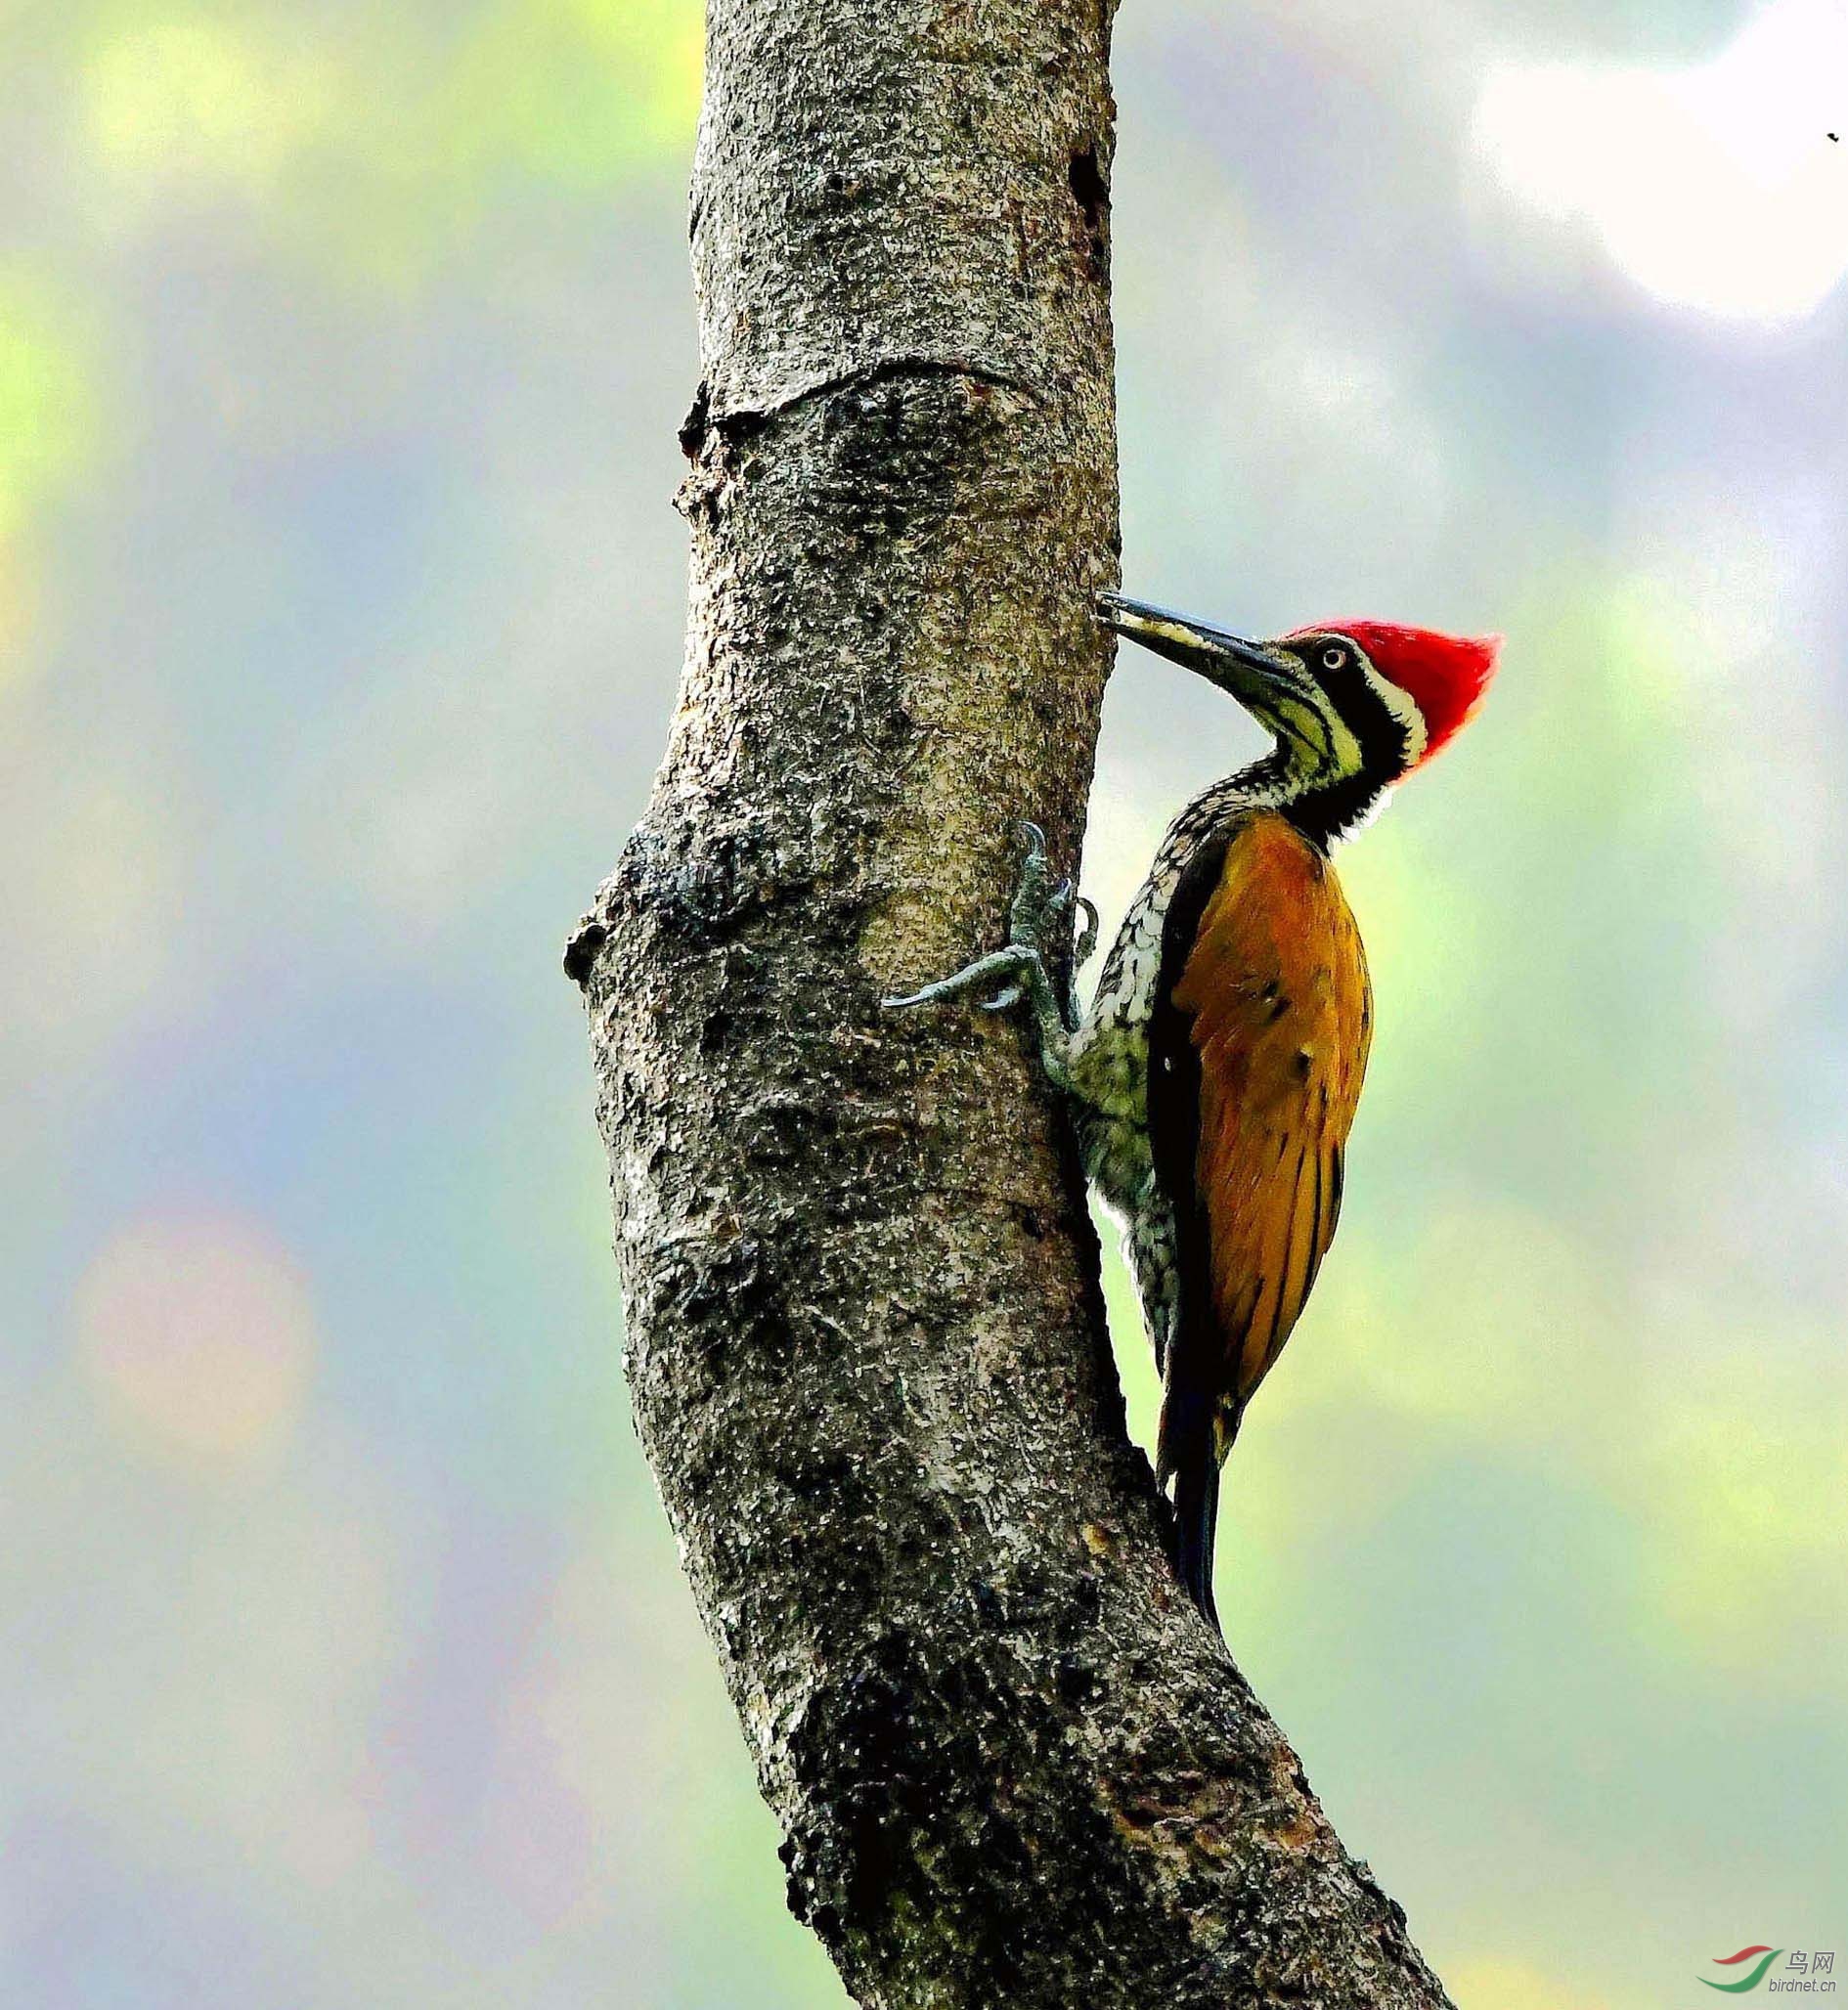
<box><xmin>561</xmin><ymin>920</ymin><xmax>606</xmax><ymax>984</ymax></box>
<box><xmin>1068</xmin><ymin>144</ymin><xmax>1109</xmax><ymax>275</ymax></box>
<box><xmin>678</xmin><ymin>379</ymin><xmax>711</xmax><ymax>459</ymax></box>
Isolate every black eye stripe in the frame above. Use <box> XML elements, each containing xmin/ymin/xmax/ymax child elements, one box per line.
<box><xmin>1299</xmin><ymin>650</ymin><xmax>1410</xmax><ymax>764</ymax></box>
<box><xmin>1281</xmin><ymin>637</ymin><xmax>1407</xmax><ymax>760</ymax></box>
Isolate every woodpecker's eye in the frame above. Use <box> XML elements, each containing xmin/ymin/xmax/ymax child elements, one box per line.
<box><xmin>1319</xmin><ymin>644</ymin><xmax>1347</xmax><ymax>673</ymax></box>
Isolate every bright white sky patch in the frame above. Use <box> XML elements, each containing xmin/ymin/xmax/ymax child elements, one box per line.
<box><xmin>1472</xmin><ymin>0</ymin><xmax>1848</xmax><ymax>322</ymax></box>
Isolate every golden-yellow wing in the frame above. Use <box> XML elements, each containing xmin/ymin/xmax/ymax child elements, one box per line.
<box><xmin>1153</xmin><ymin>813</ymin><xmax>1372</xmax><ymax>1475</ymax></box>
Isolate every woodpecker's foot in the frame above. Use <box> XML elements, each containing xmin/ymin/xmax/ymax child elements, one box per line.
<box><xmin>881</xmin><ymin>942</ymin><xmax>1048</xmax><ymax>1019</ymax></box>
<box><xmin>884</xmin><ymin>824</ymin><xmax>1092</xmax><ymax>1014</ymax></box>
<box><xmin>883</xmin><ymin>824</ymin><xmax>1095</xmax><ymax>1090</ymax></box>
<box><xmin>988</xmin><ymin>822</ymin><xmax>1097</xmax><ymax>1008</ymax></box>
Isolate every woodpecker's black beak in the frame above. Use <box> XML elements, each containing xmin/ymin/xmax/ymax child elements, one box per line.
<box><xmin>1099</xmin><ymin>593</ymin><xmax>1312</xmax><ymax>748</ymax></box>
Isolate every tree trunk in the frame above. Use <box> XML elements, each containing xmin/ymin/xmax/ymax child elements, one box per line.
<box><xmin>568</xmin><ymin>1</ymin><xmax>1455</xmax><ymax>2003</ymax></box>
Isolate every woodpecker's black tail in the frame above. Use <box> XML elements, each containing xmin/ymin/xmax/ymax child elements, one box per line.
<box><xmin>1159</xmin><ymin>1383</ymin><xmax>1224</xmax><ymax>1636</ymax></box>
<box><xmin>1172</xmin><ymin>1455</ymin><xmax>1221</xmax><ymax>1636</ymax></box>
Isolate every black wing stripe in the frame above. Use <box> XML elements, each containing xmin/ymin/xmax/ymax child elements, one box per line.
<box><xmin>1276</xmin><ymin>1138</ymin><xmax>1316</xmax><ymax>1368</ymax></box>
<box><xmin>1147</xmin><ymin>828</ymin><xmax>1237</xmax><ymax>1464</ymax></box>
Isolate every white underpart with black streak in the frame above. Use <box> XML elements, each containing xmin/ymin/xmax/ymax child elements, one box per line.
<box><xmin>1066</xmin><ymin>774</ymin><xmax>1280</xmax><ymax>1369</ymax></box>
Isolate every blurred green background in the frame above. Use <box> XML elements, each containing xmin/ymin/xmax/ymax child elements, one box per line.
<box><xmin>4</xmin><ymin>1</ymin><xmax>1844</xmax><ymax>2005</ymax></box>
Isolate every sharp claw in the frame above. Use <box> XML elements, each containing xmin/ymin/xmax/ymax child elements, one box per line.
<box><xmin>1019</xmin><ymin>820</ymin><xmax>1046</xmax><ymax>859</ymax></box>
<box><xmin>1074</xmin><ymin>895</ymin><xmax>1100</xmax><ymax>964</ymax></box>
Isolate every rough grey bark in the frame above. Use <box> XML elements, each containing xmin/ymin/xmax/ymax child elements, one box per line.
<box><xmin>569</xmin><ymin>2</ymin><xmax>1455</xmax><ymax>2004</ymax></box>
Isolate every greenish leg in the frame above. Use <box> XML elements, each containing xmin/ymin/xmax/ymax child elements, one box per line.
<box><xmin>884</xmin><ymin>823</ymin><xmax>1098</xmax><ymax>1095</ymax></box>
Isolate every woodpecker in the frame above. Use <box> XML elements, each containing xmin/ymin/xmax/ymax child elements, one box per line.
<box><xmin>887</xmin><ymin>593</ymin><xmax>1498</xmax><ymax>1634</ymax></box>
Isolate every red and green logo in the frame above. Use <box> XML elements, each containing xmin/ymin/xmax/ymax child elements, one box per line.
<box><xmin>1699</xmin><ymin>1947</ymin><xmax>1783</xmax><ymax>1993</ymax></box>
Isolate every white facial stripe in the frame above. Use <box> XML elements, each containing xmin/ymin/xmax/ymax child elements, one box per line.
<box><xmin>1352</xmin><ymin>647</ymin><xmax>1429</xmax><ymax>765</ymax></box>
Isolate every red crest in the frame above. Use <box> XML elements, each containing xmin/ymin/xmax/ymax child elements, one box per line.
<box><xmin>1298</xmin><ymin>622</ymin><xmax>1501</xmax><ymax>765</ymax></box>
